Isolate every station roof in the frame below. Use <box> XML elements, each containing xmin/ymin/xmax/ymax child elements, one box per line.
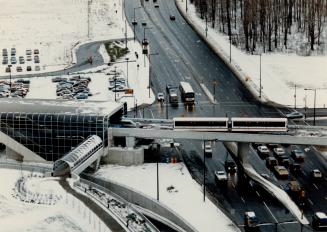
<box><xmin>0</xmin><ymin>99</ymin><xmax>123</xmax><ymax>116</ymax></box>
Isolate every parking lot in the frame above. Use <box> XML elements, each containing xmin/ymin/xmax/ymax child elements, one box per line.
<box><xmin>2</xmin><ymin>48</ymin><xmax>41</xmax><ymax>74</ymax></box>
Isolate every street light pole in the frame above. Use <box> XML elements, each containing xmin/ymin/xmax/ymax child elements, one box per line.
<box><xmin>294</xmin><ymin>84</ymin><xmax>297</xmax><ymax>109</ymax></box>
<box><xmin>125</xmin><ymin>57</ymin><xmax>129</xmax><ymax>87</ymax></box>
<box><xmin>186</xmin><ymin>0</ymin><xmax>188</xmax><ymax>12</ymax></box>
<box><xmin>132</xmin><ymin>7</ymin><xmax>141</xmax><ymax>42</ymax></box>
<box><xmin>114</xmin><ymin>66</ymin><xmax>117</xmax><ymax>101</ymax></box>
<box><xmin>229</xmin><ymin>35</ymin><xmax>232</xmax><ymax>63</ymax></box>
<box><xmin>314</xmin><ymin>89</ymin><xmax>316</xmax><ymax>126</ymax></box>
<box><xmin>8</xmin><ymin>65</ymin><xmax>12</xmax><ymax>92</ymax></box>
<box><xmin>213</xmin><ymin>80</ymin><xmax>217</xmax><ymax>102</ymax></box>
<box><xmin>157</xmin><ymin>153</ymin><xmax>159</xmax><ymax>201</ymax></box>
<box><xmin>259</xmin><ymin>54</ymin><xmax>262</xmax><ymax>99</ymax></box>
<box><xmin>203</xmin><ymin>140</ymin><xmax>206</xmax><ymax>202</ymax></box>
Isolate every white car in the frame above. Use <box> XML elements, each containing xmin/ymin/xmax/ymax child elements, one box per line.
<box><xmin>273</xmin><ymin>147</ymin><xmax>285</xmax><ymax>156</ymax></box>
<box><xmin>204</xmin><ymin>144</ymin><xmax>212</xmax><ymax>157</ymax></box>
<box><xmin>286</xmin><ymin>111</ymin><xmax>304</xmax><ymax>119</ymax></box>
<box><xmin>257</xmin><ymin>145</ymin><xmax>269</xmax><ymax>158</ymax></box>
<box><xmin>214</xmin><ymin>170</ymin><xmax>227</xmax><ymax>182</ymax></box>
<box><xmin>157</xmin><ymin>92</ymin><xmax>165</xmax><ymax>102</ymax></box>
<box><xmin>312</xmin><ymin>169</ymin><xmax>322</xmax><ymax>178</ymax></box>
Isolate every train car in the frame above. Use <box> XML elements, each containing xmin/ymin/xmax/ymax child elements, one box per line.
<box><xmin>173</xmin><ymin>117</ymin><xmax>229</xmax><ymax>131</ymax></box>
<box><xmin>231</xmin><ymin>117</ymin><xmax>288</xmax><ymax>132</ymax></box>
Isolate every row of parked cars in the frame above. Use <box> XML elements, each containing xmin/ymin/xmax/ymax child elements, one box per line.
<box><xmin>0</xmin><ymin>79</ymin><xmax>30</xmax><ymax>98</ymax></box>
<box><xmin>108</xmin><ymin>76</ymin><xmax>127</xmax><ymax>92</ymax></box>
<box><xmin>2</xmin><ymin>48</ymin><xmax>40</xmax><ymax>72</ymax></box>
<box><xmin>53</xmin><ymin>76</ymin><xmax>92</xmax><ymax>100</ymax></box>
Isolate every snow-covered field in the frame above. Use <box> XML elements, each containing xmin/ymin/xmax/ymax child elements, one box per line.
<box><xmin>0</xmin><ymin>168</ymin><xmax>108</xmax><ymax>232</ymax></box>
<box><xmin>177</xmin><ymin>0</ymin><xmax>327</xmax><ymax>108</ymax></box>
<box><xmin>95</xmin><ymin>163</ymin><xmax>240</xmax><ymax>232</ymax></box>
<box><xmin>0</xmin><ymin>0</ymin><xmax>129</xmax><ymax>76</ymax></box>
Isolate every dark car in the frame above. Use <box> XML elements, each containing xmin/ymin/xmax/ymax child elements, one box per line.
<box><xmin>266</xmin><ymin>156</ymin><xmax>277</xmax><ymax>168</ymax></box>
<box><xmin>170</xmin><ymin>15</ymin><xmax>176</xmax><ymax>20</ymax></box>
<box><xmin>291</xmin><ymin>149</ymin><xmax>305</xmax><ymax>162</ymax></box>
<box><xmin>26</xmin><ymin>66</ymin><xmax>32</xmax><ymax>71</ymax></box>
<box><xmin>290</xmin><ymin>163</ymin><xmax>302</xmax><ymax>175</ymax></box>
<box><xmin>225</xmin><ymin>160</ymin><xmax>237</xmax><ymax>174</ymax></box>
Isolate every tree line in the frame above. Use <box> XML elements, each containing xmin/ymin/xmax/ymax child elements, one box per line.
<box><xmin>191</xmin><ymin>0</ymin><xmax>327</xmax><ymax>54</ymax></box>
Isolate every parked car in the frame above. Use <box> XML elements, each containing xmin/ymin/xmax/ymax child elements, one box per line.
<box><xmin>11</xmin><ymin>57</ymin><xmax>17</xmax><ymax>64</ymax></box>
<box><xmin>19</xmin><ymin>56</ymin><xmax>25</xmax><ymax>64</ymax></box>
<box><xmin>26</xmin><ymin>55</ymin><xmax>32</xmax><ymax>61</ymax></box>
<box><xmin>286</xmin><ymin>111</ymin><xmax>304</xmax><ymax>119</ymax></box>
<box><xmin>214</xmin><ymin>170</ymin><xmax>228</xmax><ymax>182</ymax></box>
<box><xmin>2</xmin><ymin>57</ymin><xmax>8</xmax><ymax>65</ymax></box>
<box><xmin>11</xmin><ymin>48</ymin><xmax>16</xmax><ymax>56</ymax></box>
<box><xmin>34</xmin><ymin>55</ymin><xmax>40</xmax><ymax>63</ymax></box>
<box><xmin>274</xmin><ymin>165</ymin><xmax>289</xmax><ymax>179</ymax></box>
<box><xmin>34</xmin><ymin>49</ymin><xmax>39</xmax><ymax>54</ymax></box>
<box><xmin>26</xmin><ymin>49</ymin><xmax>32</xmax><ymax>55</ymax></box>
<box><xmin>257</xmin><ymin>145</ymin><xmax>270</xmax><ymax>158</ymax></box>
<box><xmin>2</xmin><ymin>48</ymin><xmax>8</xmax><ymax>56</ymax></box>
<box><xmin>291</xmin><ymin>149</ymin><xmax>305</xmax><ymax>161</ymax></box>
<box><xmin>35</xmin><ymin>66</ymin><xmax>40</xmax><ymax>71</ymax></box>
<box><xmin>16</xmin><ymin>66</ymin><xmax>23</xmax><ymax>72</ymax></box>
<box><xmin>75</xmin><ymin>92</ymin><xmax>88</xmax><ymax>100</ymax></box>
<box><xmin>170</xmin><ymin>15</ymin><xmax>176</xmax><ymax>20</ymax></box>
<box><xmin>225</xmin><ymin>160</ymin><xmax>237</xmax><ymax>174</ymax></box>
<box><xmin>26</xmin><ymin>66</ymin><xmax>32</xmax><ymax>71</ymax></box>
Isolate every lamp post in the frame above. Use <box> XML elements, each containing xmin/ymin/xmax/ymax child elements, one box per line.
<box><xmin>143</xmin><ymin>27</ymin><xmax>152</xmax><ymax>68</ymax></box>
<box><xmin>8</xmin><ymin>65</ymin><xmax>12</xmax><ymax>92</ymax></box>
<box><xmin>229</xmin><ymin>34</ymin><xmax>232</xmax><ymax>63</ymax></box>
<box><xmin>125</xmin><ymin>57</ymin><xmax>129</xmax><ymax>87</ymax></box>
<box><xmin>203</xmin><ymin>140</ymin><xmax>206</xmax><ymax>202</ymax></box>
<box><xmin>259</xmin><ymin>53</ymin><xmax>262</xmax><ymax>99</ymax></box>
<box><xmin>113</xmin><ymin>66</ymin><xmax>117</xmax><ymax>101</ymax></box>
<box><xmin>304</xmin><ymin>88</ymin><xmax>317</xmax><ymax>126</ymax></box>
<box><xmin>212</xmin><ymin>80</ymin><xmax>218</xmax><ymax>102</ymax></box>
<box><xmin>132</xmin><ymin>7</ymin><xmax>141</xmax><ymax>42</ymax></box>
<box><xmin>148</xmin><ymin>52</ymin><xmax>159</xmax><ymax>98</ymax></box>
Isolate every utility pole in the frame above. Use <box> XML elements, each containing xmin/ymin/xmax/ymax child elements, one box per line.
<box><xmin>259</xmin><ymin>54</ymin><xmax>262</xmax><ymax>99</ymax></box>
<box><xmin>186</xmin><ymin>0</ymin><xmax>188</xmax><ymax>12</ymax></box>
<box><xmin>114</xmin><ymin>66</ymin><xmax>117</xmax><ymax>102</ymax></box>
<box><xmin>229</xmin><ymin>34</ymin><xmax>232</xmax><ymax>63</ymax></box>
<box><xmin>125</xmin><ymin>20</ymin><xmax>128</xmax><ymax>49</ymax></box>
<box><xmin>205</xmin><ymin>16</ymin><xmax>208</xmax><ymax>37</ymax></box>
<box><xmin>125</xmin><ymin>57</ymin><xmax>129</xmax><ymax>87</ymax></box>
<box><xmin>294</xmin><ymin>84</ymin><xmax>297</xmax><ymax>109</ymax></box>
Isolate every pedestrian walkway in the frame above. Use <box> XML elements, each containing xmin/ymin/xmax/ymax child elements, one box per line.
<box><xmin>59</xmin><ymin>179</ymin><xmax>126</xmax><ymax>232</ymax></box>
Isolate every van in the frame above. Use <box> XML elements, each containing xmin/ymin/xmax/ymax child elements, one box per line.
<box><xmin>169</xmin><ymin>90</ymin><xmax>178</xmax><ymax>105</ymax></box>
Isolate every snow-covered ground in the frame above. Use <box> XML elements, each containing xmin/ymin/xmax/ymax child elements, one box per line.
<box><xmin>177</xmin><ymin>0</ymin><xmax>327</xmax><ymax>108</ymax></box>
<box><xmin>14</xmin><ymin>40</ymin><xmax>155</xmax><ymax>109</ymax></box>
<box><xmin>95</xmin><ymin>163</ymin><xmax>240</xmax><ymax>232</ymax></box>
<box><xmin>0</xmin><ymin>168</ymin><xmax>106</xmax><ymax>232</ymax></box>
<box><xmin>0</xmin><ymin>0</ymin><xmax>130</xmax><ymax>75</ymax></box>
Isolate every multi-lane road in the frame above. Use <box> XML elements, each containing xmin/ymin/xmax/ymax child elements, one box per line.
<box><xmin>125</xmin><ymin>0</ymin><xmax>326</xmax><ymax>231</ymax></box>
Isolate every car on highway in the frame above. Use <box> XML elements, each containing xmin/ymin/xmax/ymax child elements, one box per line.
<box><xmin>312</xmin><ymin>212</ymin><xmax>327</xmax><ymax>231</ymax></box>
<box><xmin>170</xmin><ymin>15</ymin><xmax>176</xmax><ymax>20</ymax></box>
<box><xmin>214</xmin><ymin>170</ymin><xmax>227</xmax><ymax>183</ymax></box>
<box><xmin>311</xmin><ymin>169</ymin><xmax>322</xmax><ymax>179</ymax></box>
<box><xmin>257</xmin><ymin>145</ymin><xmax>269</xmax><ymax>158</ymax></box>
<box><xmin>141</xmin><ymin>22</ymin><xmax>147</xmax><ymax>26</ymax></box>
<box><xmin>290</xmin><ymin>163</ymin><xmax>302</xmax><ymax>175</ymax></box>
<box><xmin>278</xmin><ymin>156</ymin><xmax>290</xmax><ymax>167</ymax></box>
<box><xmin>154</xmin><ymin>4</ymin><xmax>159</xmax><ymax>8</ymax></box>
<box><xmin>266</xmin><ymin>156</ymin><xmax>277</xmax><ymax>168</ymax></box>
<box><xmin>204</xmin><ymin>144</ymin><xmax>212</xmax><ymax>157</ymax></box>
<box><xmin>157</xmin><ymin>92</ymin><xmax>165</xmax><ymax>102</ymax></box>
<box><xmin>273</xmin><ymin>165</ymin><xmax>289</xmax><ymax>179</ymax></box>
<box><xmin>273</xmin><ymin>147</ymin><xmax>285</xmax><ymax>156</ymax></box>
<box><xmin>244</xmin><ymin>211</ymin><xmax>258</xmax><ymax>229</ymax></box>
<box><xmin>286</xmin><ymin>111</ymin><xmax>304</xmax><ymax>119</ymax></box>
<box><xmin>291</xmin><ymin>149</ymin><xmax>305</xmax><ymax>162</ymax></box>
<box><xmin>225</xmin><ymin>160</ymin><xmax>237</xmax><ymax>174</ymax></box>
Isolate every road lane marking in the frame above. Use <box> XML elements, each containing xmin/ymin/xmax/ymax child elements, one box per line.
<box><xmin>263</xmin><ymin>201</ymin><xmax>278</xmax><ymax>223</ymax></box>
<box><xmin>256</xmin><ymin>191</ymin><xmax>261</xmax><ymax>198</ymax></box>
<box><xmin>308</xmin><ymin>198</ymin><xmax>314</xmax><ymax>206</ymax></box>
<box><xmin>240</xmin><ymin>196</ymin><xmax>245</xmax><ymax>203</ymax></box>
<box><xmin>313</xmin><ymin>183</ymin><xmax>319</xmax><ymax>190</ymax></box>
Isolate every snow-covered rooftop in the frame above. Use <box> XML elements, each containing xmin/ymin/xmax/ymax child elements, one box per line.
<box><xmin>0</xmin><ymin>98</ymin><xmax>123</xmax><ymax>116</ymax></box>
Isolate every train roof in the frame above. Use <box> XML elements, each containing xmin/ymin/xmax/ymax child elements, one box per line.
<box><xmin>0</xmin><ymin>98</ymin><xmax>123</xmax><ymax>117</ymax></box>
<box><xmin>231</xmin><ymin>117</ymin><xmax>287</xmax><ymax>122</ymax></box>
<box><xmin>173</xmin><ymin>117</ymin><xmax>228</xmax><ymax>121</ymax></box>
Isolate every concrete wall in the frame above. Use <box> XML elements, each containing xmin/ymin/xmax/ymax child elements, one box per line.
<box><xmin>104</xmin><ymin>147</ymin><xmax>144</xmax><ymax>166</ymax></box>
<box><xmin>82</xmin><ymin>174</ymin><xmax>197</xmax><ymax>232</ymax></box>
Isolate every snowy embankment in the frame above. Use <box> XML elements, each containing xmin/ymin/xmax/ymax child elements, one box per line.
<box><xmin>95</xmin><ymin>163</ymin><xmax>240</xmax><ymax>232</ymax></box>
<box><xmin>0</xmin><ymin>168</ymin><xmax>105</xmax><ymax>232</ymax></box>
<box><xmin>176</xmin><ymin>0</ymin><xmax>327</xmax><ymax>108</ymax></box>
<box><xmin>0</xmin><ymin>0</ymin><xmax>130</xmax><ymax>76</ymax></box>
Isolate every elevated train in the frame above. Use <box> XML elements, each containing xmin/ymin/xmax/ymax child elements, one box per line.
<box><xmin>173</xmin><ymin>117</ymin><xmax>288</xmax><ymax>132</ymax></box>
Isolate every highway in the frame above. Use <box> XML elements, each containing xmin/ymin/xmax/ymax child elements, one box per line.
<box><xmin>125</xmin><ymin>0</ymin><xmax>327</xmax><ymax>231</ymax></box>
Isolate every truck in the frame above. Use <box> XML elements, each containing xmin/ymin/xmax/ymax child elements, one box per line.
<box><xmin>169</xmin><ymin>89</ymin><xmax>179</xmax><ymax>105</ymax></box>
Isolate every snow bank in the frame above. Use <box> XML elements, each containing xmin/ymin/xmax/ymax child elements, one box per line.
<box><xmin>95</xmin><ymin>163</ymin><xmax>240</xmax><ymax>232</ymax></box>
<box><xmin>176</xmin><ymin>0</ymin><xmax>327</xmax><ymax>108</ymax></box>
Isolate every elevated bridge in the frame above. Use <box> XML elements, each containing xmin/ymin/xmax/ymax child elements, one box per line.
<box><xmin>53</xmin><ymin>135</ymin><xmax>103</xmax><ymax>177</ymax></box>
